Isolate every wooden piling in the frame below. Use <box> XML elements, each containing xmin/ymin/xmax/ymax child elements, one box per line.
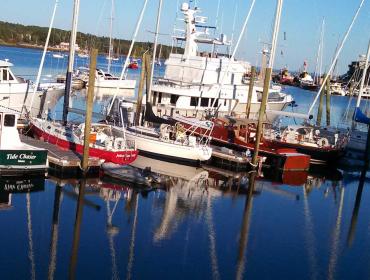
<box><xmin>81</xmin><ymin>48</ymin><xmax>97</xmax><ymax>174</ymax></box>
<box><xmin>326</xmin><ymin>75</ymin><xmax>331</xmax><ymax>126</ymax></box>
<box><xmin>246</xmin><ymin>66</ymin><xmax>256</xmax><ymax>119</ymax></box>
<box><xmin>316</xmin><ymin>74</ymin><xmax>326</xmax><ymax>126</ymax></box>
<box><xmin>145</xmin><ymin>51</ymin><xmax>152</xmax><ymax>104</ymax></box>
<box><xmin>135</xmin><ymin>52</ymin><xmax>148</xmax><ymax>125</ymax></box>
<box><xmin>252</xmin><ymin>68</ymin><xmax>272</xmax><ymax>166</ymax></box>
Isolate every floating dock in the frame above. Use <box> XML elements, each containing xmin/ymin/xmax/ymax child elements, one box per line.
<box><xmin>21</xmin><ymin>135</ymin><xmax>103</xmax><ymax>177</ymax></box>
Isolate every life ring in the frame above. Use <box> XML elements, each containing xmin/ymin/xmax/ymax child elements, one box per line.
<box><xmin>317</xmin><ymin>137</ymin><xmax>329</xmax><ymax>147</ymax></box>
<box><xmin>113</xmin><ymin>137</ymin><xmax>126</xmax><ymax>150</ymax></box>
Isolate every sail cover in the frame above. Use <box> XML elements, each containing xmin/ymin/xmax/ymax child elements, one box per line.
<box><xmin>353</xmin><ymin>107</ymin><xmax>370</xmax><ymax>125</ymax></box>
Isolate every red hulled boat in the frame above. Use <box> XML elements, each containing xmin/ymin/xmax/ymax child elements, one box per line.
<box><xmin>176</xmin><ymin>116</ymin><xmax>311</xmax><ymax>171</ymax></box>
<box><xmin>30</xmin><ymin>118</ymin><xmax>138</xmax><ymax>165</ymax></box>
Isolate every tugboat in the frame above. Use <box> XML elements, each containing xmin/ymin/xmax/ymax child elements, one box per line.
<box><xmin>0</xmin><ymin>109</ymin><xmax>48</xmax><ymax>174</ymax></box>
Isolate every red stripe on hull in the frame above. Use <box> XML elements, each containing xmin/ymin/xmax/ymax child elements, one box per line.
<box><xmin>31</xmin><ymin>124</ymin><xmax>138</xmax><ymax>165</ymax></box>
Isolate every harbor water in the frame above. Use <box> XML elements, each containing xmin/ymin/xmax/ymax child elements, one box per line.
<box><xmin>1</xmin><ymin>46</ymin><xmax>370</xmax><ymax>279</ymax></box>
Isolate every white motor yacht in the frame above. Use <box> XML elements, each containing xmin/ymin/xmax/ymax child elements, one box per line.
<box><xmin>78</xmin><ymin>68</ymin><xmax>136</xmax><ymax>98</ymax></box>
<box><xmin>148</xmin><ymin>3</ymin><xmax>293</xmax><ymax>121</ymax></box>
<box><xmin>0</xmin><ymin>59</ymin><xmax>64</xmax><ymax>117</ymax></box>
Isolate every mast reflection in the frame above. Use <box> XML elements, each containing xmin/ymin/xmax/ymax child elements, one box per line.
<box><xmin>69</xmin><ymin>180</ymin><xmax>86</xmax><ymax>280</ymax></box>
<box><xmin>48</xmin><ymin>184</ymin><xmax>62</xmax><ymax>280</ymax></box>
<box><xmin>235</xmin><ymin>171</ymin><xmax>256</xmax><ymax>280</ymax></box>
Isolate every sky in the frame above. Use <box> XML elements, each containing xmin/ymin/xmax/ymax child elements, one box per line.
<box><xmin>1</xmin><ymin>0</ymin><xmax>370</xmax><ymax>74</ymax></box>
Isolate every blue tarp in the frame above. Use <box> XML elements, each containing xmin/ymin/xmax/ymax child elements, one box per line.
<box><xmin>353</xmin><ymin>107</ymin><xmax>370</xmax><ymax>125</ymax></box>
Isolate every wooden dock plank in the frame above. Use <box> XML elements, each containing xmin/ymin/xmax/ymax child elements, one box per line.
<box><xmin>20</xmin><ymin>135</ymin><xmax>103</xmax><ymax>169</ymax></box>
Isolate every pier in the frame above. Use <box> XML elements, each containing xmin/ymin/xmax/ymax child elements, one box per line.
<box><xmin>20</xmin><ymin>135</ymin><xmax>103</xmax><ymax>177</ymax></box>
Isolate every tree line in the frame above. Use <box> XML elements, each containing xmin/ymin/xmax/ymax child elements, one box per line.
<box><xmin>0</xmin><ymin>20</ymin><xmax>182</xmax><ymax>58</ymax></box>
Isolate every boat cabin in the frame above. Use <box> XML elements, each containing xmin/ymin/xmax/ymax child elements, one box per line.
<box><xmin>0</xmin><ymin>60</ymin><xmax>19</xmax><ymax>84</ymax></box>
<box><xmin>0</xmin><ymin>109</ymin><xmax>48</xmax><ymax>174</ymax></box>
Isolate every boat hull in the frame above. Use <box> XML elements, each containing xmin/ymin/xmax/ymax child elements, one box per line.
<box><xmin>263</xmin><ymin>139</ymin><xmax>345</xmax><ymax>164</ymax></box>
<box><xmin>31</xmin><ymin>122</ymin><xmax>138</xmax><ymax>165</ymax></box>
<box><xmin>118</xmin><ymin>129</ymin><xmax>212</xmax><ymax>165</ymax></box>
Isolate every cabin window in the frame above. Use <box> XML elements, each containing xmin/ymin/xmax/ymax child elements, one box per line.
<box><xmin>211</xmin><ymin>98</ymin><xmax>219</xmax><ymax>107</ymax></box>
<box><xmin>4</xmin><ymin>114</ymin><xmax>15</xmax><ymax>127</ymax></box>
<box><xmin>190</xmin><ymin>97</ymin><xmax>199</xmax><ymax>106</ymax></box>
<box><xmin>158</xmin><ymin>92</ymin><xmax>162</xmax><ymax>104</ymax></box>
<box><xmin>153</xmin><ymin>92</ymin><xmax>157</xmax><ymax>105</ymax></box>
<box><xmin>224</xmin><ymin>99</ymin><xmax>227</xmax><ymax>106</ymax></box>
<box><xmin>2</xmin><ymin>69</ymin><xmax>8</xmax><ymax>81</ymax></box>
<box><xmin>201</xmin><ymin>98</ymin><xmax>209</xmax><ymax>107</ymax></box>
<box><xmin>8</xmin><ymin>73</ymin><xmax>14</xmax><ymax>81</ymax></box>
<box><xmin>170</xmin><ymin>94</ymin><xmax>179</xmax><ymax>105</ymax></box>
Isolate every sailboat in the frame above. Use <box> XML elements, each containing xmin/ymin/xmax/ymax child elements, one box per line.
<box><xmin>30</xmin><ymin>0</ymin><xmax>138</xmax><ymax>166</ymax></box>
<box><xmin>263</xmin><ymin>0</ymin><xmax>365</xmax><ymax>164</ymax></box>
<box><xmin>82</xmin><ymin>0</ymin><xmax>136</xmax><ymax>97</ymax></box>
<box><xmin>108</xmin><ymin>100</ymin><xmax>213</xmax><ymax>165</ymax></box>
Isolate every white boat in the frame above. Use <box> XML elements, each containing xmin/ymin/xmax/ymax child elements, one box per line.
<box><xmin>111</xmin><ymin>101</ymin><xmax>213</xmax><ymax>165</ymax></box>
<box><xmin>148</xmin><ymin>3</ymin><xmax>293</xmax><ymax>121</ymax></box>
<box><xmin>52</xmin><ymin>53</ymin><xmax>64</xmax><ymax>59</ymax></box>
<box><xmin>78</xmin><ymin>68</ymin><xmax>136</xmax><ymax>98</ymax></box>
<box><xmin>0</xmin><ymin>108</ymin><xmax>48</xmax><ymax>174</ymax></box>
<box><xmin>330</xmin><ymin>82</ymin><xmax>347</xmax><ymax>96</ymax></box>
<box><xmin>0</xmin><ymin>60</ymin><xmax>64</xmax><ymax>117</ymax></box>
<box><xmin>78</xmin><ymin>52</ymin><xmax>89</xmax><ymax>59</ymax></box>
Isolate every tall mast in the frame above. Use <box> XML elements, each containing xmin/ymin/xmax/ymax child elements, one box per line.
<box><xmin>147</xmin><ymin>0</ymin><xmax>163</xmax><ymax>104</ymax></box>
<box><xmin>108</xmin><ymin>0</ymin><xmax>114</xmax><ymax>73</ymax></box>
<box><xmin>314</xmin><ymin>18</ymin><xmax>325</xmax><ymax>84</ymax></box>
<box><xmin>62</xmin><ymin>0</ymin><xmax>81</xmax><ymax>125</ymax></box>
<box><xmin>355</xmin><ymin>40</ymin><xmax>370</xmax><ymax>109</ymax></box>
<box><xmin>28</xmin><ymin>0</ymin><xmax>59</xmax><ymax>115</ymax></box>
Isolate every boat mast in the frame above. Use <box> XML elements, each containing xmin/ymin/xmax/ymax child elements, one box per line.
<box><xmin>108</xmin><ymin>0</ymin><xmax>114</xmax><ymax>73</ymax></box>
<box><xmin>355</xmin><ymin>39</ymin><xmax>370</xmax><ymax>109</ymax></box>
<box><xmin>251</xmin><ymin>0</ymin><xmax>283</xmax><ymax>166</ymax></box>
<box><xmin>229</xmin><ymin>0</ymin><xmax>238</xmax><ymax>57</ymax></box>
<box><xmin>266</xmin><ymin>0</ymin><xmax>365</xmax><ymax>119</ymax></box>
<box><xmin>307</xmin><ymin>0</ymin><xmax>365</xmax><ymax>117</ymax></box>
<box><xmin>62</xmin><ymin>0</ymin><xmax>81</xmax><ymax>125</ymax></box>
<box><xmin>106</xmin><ymin>0</ymin><xmax>149</xmax><ymax>114</ymax></box>
<box><xmin>27</xmin><ymin>0</ymin><xmax>59</xmax><ymax>115</ymax></box>
<box><xmin>147</xmin><ymin>0</ymin><xmax>163</xmax><ymax>104</ymax></box>
<box><xmin>314</xmin><ymin>18</ymin><xmax>325</xmax><ymax>85</ymax></box>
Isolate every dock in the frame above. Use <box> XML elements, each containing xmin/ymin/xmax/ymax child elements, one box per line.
<box><xmin>21</xmin><ymin>135</ymin><xmax>103</xmax><ymax>177</ymax></box>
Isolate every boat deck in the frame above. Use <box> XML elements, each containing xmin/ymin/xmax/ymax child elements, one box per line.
<box><xmin>20</xmin><ymin>135</ymin><xmax>103</xmax><ymax>177</ymax></box>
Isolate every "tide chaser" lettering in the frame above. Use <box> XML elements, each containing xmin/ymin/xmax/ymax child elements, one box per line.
<box><xmin>6</xmin><ymin>154</ymin><xmax>37</xmax><ymax>160</ymax></box>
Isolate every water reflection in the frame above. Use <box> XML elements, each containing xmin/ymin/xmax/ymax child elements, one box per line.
<box><xmin>0</xmin><ymin>161</ymin><xmax>369</xmax><ymax>279</ymax></box>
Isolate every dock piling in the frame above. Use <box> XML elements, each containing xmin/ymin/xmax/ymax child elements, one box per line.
<box><xmin>135</xmin><ymin>52</ymin><xmax>148</xmax><ymax>125</ymax></box>
<box><xmin>81</xmin><ymin>48</ymin><xmax>98</xmax><ymax>174</ymax></box>
<box><xmin>246</xmin><ymin>66</ymin><xmax>256</xmax><ymax>119</ymax></box>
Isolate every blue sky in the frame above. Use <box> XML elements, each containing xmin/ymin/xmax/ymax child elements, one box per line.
<box><xmin>1</xmin><ymin>0</ymin><xmax>370</xmax><ymax>74</ymax></box>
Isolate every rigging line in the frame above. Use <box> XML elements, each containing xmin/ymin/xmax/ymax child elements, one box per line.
<box><xmin>308</xmin><ymin>0</ymin><xmax>366</xmax><ymax>115</ymax></box>
<box><xmin>28</xmin><ymin>0</ymin><xmax>59</xmax><ymax>113</ymax></box>
<box><xmin>211</xmin><ymin>0</ymin><xmax>256</xmax><ymax>108</ymax></box>
<box><xmin>107</xmin><ymin>0</ymin><xmax>149</xmax><ymax>114</ymax></box>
